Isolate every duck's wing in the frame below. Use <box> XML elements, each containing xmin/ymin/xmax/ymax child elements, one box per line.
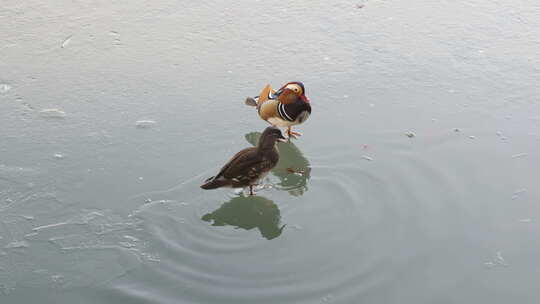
<box><xmin>256</xmin><ymin>84</ymin><xmax>275</xmax><ymax>107</ymax></box>
<box><xmin>215</xmin><ymin>147</ymin><xmax>261</xmax><ymax>179</ymax></box>
<box><xmin>258</xmin><ymin>99</ymin><xmax>280</xmax><ymax>121</ymax></box>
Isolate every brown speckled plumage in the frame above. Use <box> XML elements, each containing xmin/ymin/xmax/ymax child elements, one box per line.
<box><xmin>201</xmin><ymin>127</ymin><xmax>285</xmax><ymax>194</ymax></box>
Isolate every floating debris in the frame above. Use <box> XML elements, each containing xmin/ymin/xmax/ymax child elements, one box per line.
<box><xmin>511</xmin><ymin>189</ymin><xmax>526</xmax><ymax>200</ymax></box>
<box><xmin>22</xmin><ymin>102</ymin><xmax>34</xmax><ymax>111</ymax></box>
<box><xmin>496</xmin><ymin>251</ymin><xmax>507</xmax><ymax>265</ymax></box>
<box><xmin>61</xmin><ymin>35</ymin><xmax>72</xmax><ymax>48</ymax></box>
<box><xmin>0</xmin><ymin>284</ymin><xmax>14</xmax><ymax>295</ymax></box>
<box><xmin>142</xmin><ymin>252</ymin><xmax>160</xmax><ymax>262</ymax></box>
<box><xmin>518</xmin><ymin>218</ymin><xmax>532</xmax><ymax>223</ymax></box>
<box><xmin>50</xmin><ymin>274</ymin><xmax>65</xmax><ymax>285</ymax></box>
<box><xmin>32</xmin><ymin>222</ymin><xmax>68</xmax><ymax>232</ymax></box>
<box><xmin>123</xmin><ymin>235</ymin><xmax>139</xmax><ymax>242</ymax></box>
<box><xmin>453</xmin><ymin>128</ymin><xmax>460</xmax><ymax>132</ymax></box>
<box><xmin>322</xmin><ymin>293</ymin><xmax>334</xmax><ymax>303</ymax></box>
<box><xmin>405</xmin><ymin>131</ymin><xmax>415</xmax><ymax>138</ymax></box>
<box><xmin>361</xmin><ymin>155</ymin><xmax>373</xmax><ymax>161</ymax></box>
<box><xmin>135</xmin><ymin>120</ymin><xmax>157</xmax><ymax>128</ymax></box>
<box><xmin>484</xmin><ymin>251</ymin><xmax>508</xmax><ymax>268</ymax></box>
<box><xmin>53</xmin><ymin>153</ymin><xmax>64</xmax><ymax>159</ymax></box>
<box><xmin>39</xmin><ymin>108</ymin><xmax>66</xmax><ymax>119</ymax></box>
<box><xmin>0</xmin><ymin>83</ymin><xmax>11</xmax><ymax>94</ymax></box>
<box><xmin>4</xmin><ymin>240</ymin><xmax>29</xmax><ymax>249</ymax></box>
<box><xmin>356</xmin><ymin>4</ymin><xmax>365</xmax><ymax>9</ymax></box>
<box><xmin>513</xmin><ymin>188</ymin><xmax>527</xmax><ymax>195</ymax></box>
<box><xmin>511</xmin><ymin>153</ymin><xmax>528</xmax><ymax>159</ymax></box>
<box><xmin>119</xmin><ymin>242</ymin><xmax>136</xmax><ymax>248</ymax></box>
<box><xmin>138</xmin><ymin>176</ymin><xmax>144</xmax><ymax>181</ymax></box>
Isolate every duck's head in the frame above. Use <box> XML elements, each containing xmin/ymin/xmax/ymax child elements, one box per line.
<box><xmin>258</xmin><ymin>126</ymin><xmax>287</xmax><ymax>149</ymax></box>
<box><xmin>276</xmin><ymin>81</ymin><xmax>310</xmax><ymax>105</ymax></box>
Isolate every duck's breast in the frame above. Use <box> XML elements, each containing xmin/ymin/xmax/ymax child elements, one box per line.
<box><xmin>258</xmin><ymin>99</ymin><xmax>280</xmax><ymax>121</ymax></box>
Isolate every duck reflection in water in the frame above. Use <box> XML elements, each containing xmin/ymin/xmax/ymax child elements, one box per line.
<box><xmin>201</xmin><ymin>195</ymin><xmax>285</xmax><ymax>240</ymax></box>
<box><xmin>245</xmin><ymin>132</ymin><xmax>311</xmax><ymax>196</ymax></box>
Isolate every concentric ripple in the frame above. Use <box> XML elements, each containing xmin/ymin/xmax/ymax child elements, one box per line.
<box><xmin>102</xmin><ymin>132</ymin><xmax>477</xmax><ymax>304</ymax></box>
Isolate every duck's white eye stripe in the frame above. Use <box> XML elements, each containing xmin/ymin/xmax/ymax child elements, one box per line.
<box><xmin>287</xmin><ymin>84</ymin><xmax>301</xmax><ymax>94</ymax></box>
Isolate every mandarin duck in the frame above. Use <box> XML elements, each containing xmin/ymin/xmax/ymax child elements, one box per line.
<box><xmin>200</xmin><ymin>126</ymin><xmax>286</xmax><ymax>195</ymax></box>
<box><xmin>245</xmin><ymin>81</ymin><xmax>311</xmax><ymax>139</ymax></box>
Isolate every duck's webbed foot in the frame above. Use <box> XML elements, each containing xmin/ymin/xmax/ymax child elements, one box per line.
<box><xmin>286</xmin><ymin>127</ymin><xmax>302</xmax><ymax>140</ymax></box>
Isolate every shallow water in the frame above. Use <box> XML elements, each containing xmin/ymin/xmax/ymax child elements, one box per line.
<box><xmin>2</xmin><ymin>0</ymin><xmax>540</xmax><ymax>303</ymax></box>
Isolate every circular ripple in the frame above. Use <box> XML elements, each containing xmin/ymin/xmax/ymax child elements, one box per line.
<box><xmin>111</xmin><ymin>169</ymin><xmax>391</xmax><ymax>302</ymax></box>
<box><xmin>108</xmin><ymin>134</ymin><xmax>478</xmax><ymax>303</ymax></box>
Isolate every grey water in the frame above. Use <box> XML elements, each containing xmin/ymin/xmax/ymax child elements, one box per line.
<box><xmin>1</xmin><ymin>1</ymin><xmax>540</xmax><ymax>303</ymax></box>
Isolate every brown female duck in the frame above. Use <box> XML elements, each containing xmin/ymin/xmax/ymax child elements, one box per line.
<box><xmin>200</xmin><ymin>127</ymin><xmax>286</xmax><ymax>195</ymax></box>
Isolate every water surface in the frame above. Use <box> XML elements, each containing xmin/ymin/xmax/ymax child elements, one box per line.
<box><xmin>1</xmin><ymin>0</ymin><xmax>540</xmax><ymax>303</ymax></box>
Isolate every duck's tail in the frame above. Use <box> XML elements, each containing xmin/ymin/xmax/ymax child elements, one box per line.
<box><xmin>200</xmin><ymin>176</ymin><xmax>230</xmax><ymax>190</ymax></box>
<box><xmin>245</xmin><ymin>97</ymin><xmax>258</xmax><ymax>107</ymax></box>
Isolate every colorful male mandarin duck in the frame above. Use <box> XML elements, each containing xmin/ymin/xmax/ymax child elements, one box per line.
<box><xmin>200</xmin><ymin>127</ymin><xmax>287</xmax><ymax>195</ymax></box>
<box><xmin>245</xmin><ymin>82</ymin><xmax>311</xmax><ymax>139</ymax></box>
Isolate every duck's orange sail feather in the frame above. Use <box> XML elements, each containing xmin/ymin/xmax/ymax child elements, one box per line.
<box><xmin>257</xmin><ymin>84</ymin><xmax>274</xmax><ymax>107</ymax></box>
